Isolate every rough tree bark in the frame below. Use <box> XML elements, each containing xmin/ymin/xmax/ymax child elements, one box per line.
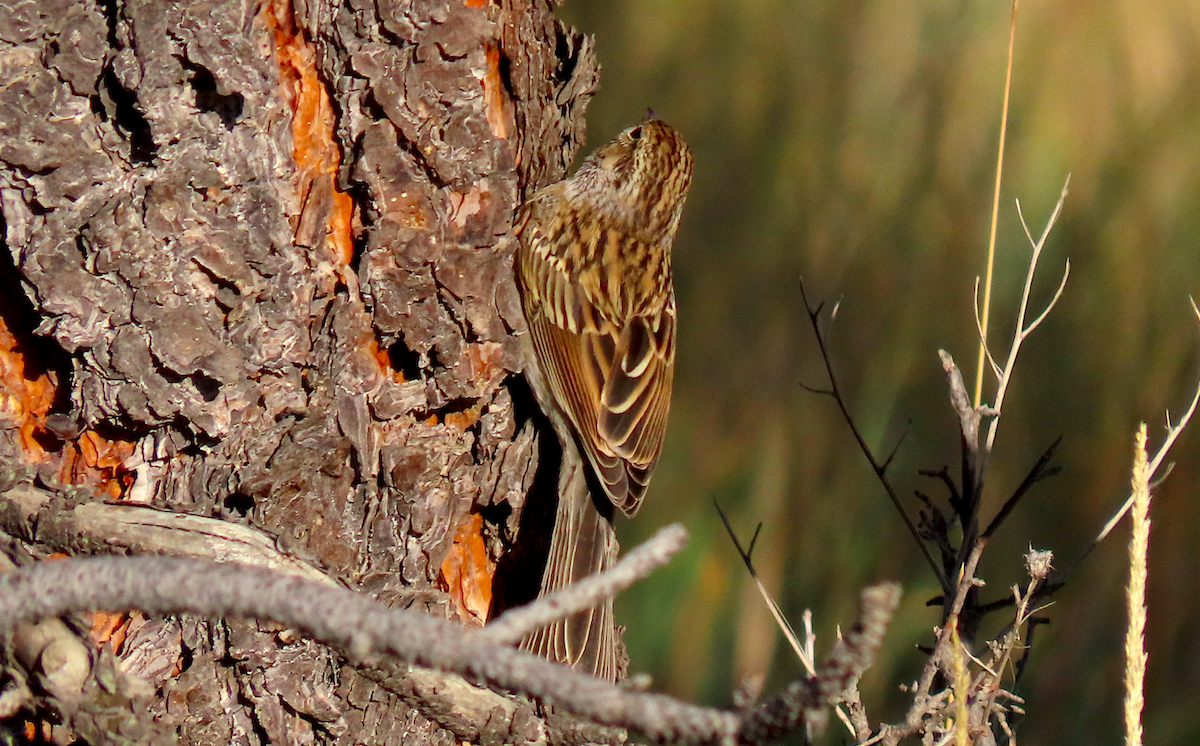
<box><xmin>0</xmin><ymin>0</ymin><xmax>600</xmax><ymax>742</ymax></box>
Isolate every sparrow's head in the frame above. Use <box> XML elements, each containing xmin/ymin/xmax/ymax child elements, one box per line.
<box><xmin>572</xmin><ymin>118</ymin><xmax>693</xmax><ymax>238</ymax></box>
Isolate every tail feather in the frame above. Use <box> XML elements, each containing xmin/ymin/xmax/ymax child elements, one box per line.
<box><xmin>521</xmin><ymin>455</ymin><xmax>620</xmax><ymax>681</ymax></box>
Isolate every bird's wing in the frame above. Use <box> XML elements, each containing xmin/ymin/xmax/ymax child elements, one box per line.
<box><xmin>524</xmin><ymin>252</ymin><xmax>675</xmax><ymax>517</ymax></box>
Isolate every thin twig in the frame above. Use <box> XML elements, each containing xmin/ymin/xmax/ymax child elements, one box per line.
<box><xmin>736</xmin><ymin>584</ymin><xmax>902</xmax><ymax>746</ymax></box>
<box><xmin>881</xmin><ymin>418</ymin><xmax>914</xmax><ymax>473</ymax></box>
<box><xmin>715</xmin><ymin>502</ymin><xmax>809</xmax><ymax>670</ymax></box>
<box><xmin>982</xmin><ymin>177</ymin><xmax>1072</xmax><ymax>455</ymax></box>
<box><xmin>980</xmin><ymin>437</ymin><xmax>1062</xmax><ymax>539</ymax></box>
<box><xmin>716</xmin><ymin>504</ymin><xmax>868</xmax><ymax>738</ymax></box>
<box><xmin>949</xmin><ymin>542</ymin><xmax>986</xmax><ymax>619</ymax></box>
<box><xmin>484</xmin><ymin>523</ymin><xmax>687</xmax><ymax>644</ymax></box>
<box><xmin>1082</xmin><ymin>298</ymin><xmax>1200</xmax><ymax>560</ymax></box>
<box><xmin>800</xmin><ymin>278</ymin><xmax>950</xmax><ymax>592</ymax></box>
<box><xmin>972</xmin><ymin>276</ymin><xmax>1004</xmax><ymax>380</ymax></box>
<box><xmin>954</xmin><ymin>179</ymin><xmax>1070</xmax><ymax>569</ymax></box>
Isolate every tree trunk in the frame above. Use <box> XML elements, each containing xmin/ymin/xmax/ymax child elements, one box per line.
<box><xmin>0</xmin><ymin>0</ymin><xmax>598</xmax><ymax>742</ymax></box>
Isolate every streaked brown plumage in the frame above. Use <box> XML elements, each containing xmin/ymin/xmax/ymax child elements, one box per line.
<box><xmin>515</xmin><ymin>118</ymin><xmax>692</xmax><ymax>680</ymax></box>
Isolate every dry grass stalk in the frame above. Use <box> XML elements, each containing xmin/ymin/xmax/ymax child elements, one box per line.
<box><xmin>1123</xmin><ymin>424</ymin><xmax>1150</xmax><ymax>746</ymax></box>
<box><xmin>973</xmin><ymin>0</ymin><xmax>1021</xmax><ymax>407</ymax></box>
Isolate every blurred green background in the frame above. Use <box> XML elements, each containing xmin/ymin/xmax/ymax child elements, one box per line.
<box><xmin>556</xmin><ymin>0</ymin><xmax>1200</xmax><ymax>743</ymax></box>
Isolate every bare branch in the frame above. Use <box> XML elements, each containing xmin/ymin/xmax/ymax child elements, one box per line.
<box><xmin>0</xmin><ymin>547</ymin><xmax>901</xmax><ymax>745</ymax></box>
<box><xmin>715</xmin><ymin>503</ymin><xmax>810</xmax><ymax>671</ymax></box>
<box><xmin>881</xmin><ymin>418</ymin><xmax>914</xmax><ymax>473</ymax></box>
<box><xmin>798</xmin><ymin>380</ymin><xmax>835</xmax><ymax>396</ymax></box>
<box><xmin>801</xmin><ymin>279</ymin><xmax>950</xmax><ymax>592</ymax></box>
<box><xmin>0</xmin><ymin>554</ymin><xmax>742</xmax><ymax>743</ymax></box>
<box><xmin>1087</xmin><ymin>298</ymin><xmax>1200</xmax><ymax>553</ymax></box>
<box><xmin>483</xmin><ymin>524</ymin><xmax>687</xmax><ymax>645</ymax></box>
<box><xmin>1021</xmin><ymin>259</ymin><xmax>1070</xmax><ymax>337</ymax></box>
<box><xmin>717</xmin><ymin>504</ymin><xmax>861</xmax><ymax>738</ymax></box>
<box><xmin>981</xmin><ymin>437</ymin><xmax>1063</xmax><ymax>539</ymax></box>
<box><xmin>736</xmin><ymin>584</ymin><xmax>902</xmax><ymax>745</ymax></box>
<box><xmin>973</xmin><ymin>276</ymin><xmax>1004</xmax><ymax>379</ymax></box>
<box><xmin>983</xmin><ymin>176</ymin><xmax>1072</xmax><ymax>454</ymax></box>
<box><xmin>939</xmin><ymin>350</ymin><xmax>984</xmax><ymax>458</ymax></box>
<box><xmin>948</xmin><ymin>541</ymin><xmax>986</xmax><ymax>619</ymax></box>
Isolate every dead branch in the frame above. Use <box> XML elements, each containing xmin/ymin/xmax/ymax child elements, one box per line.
<box><xmin>482</xmin><ymin>524</ymin><xmax>687</xmax><ymax>645</ymax></box>
<box><xmin>0</xmin><ymin>530</ymin><xmax>901</xmax><ymax>745</ymax></box>
<box><xmin>801</xmin><ymin>279</ymin><xmax>950</xmax><ymax>593</ymax></box>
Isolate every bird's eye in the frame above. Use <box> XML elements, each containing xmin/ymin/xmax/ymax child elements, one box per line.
<box><xmin>628</xmin><ymin>126</ymin><xmax>643</xmax><ymax>141</ymax></box>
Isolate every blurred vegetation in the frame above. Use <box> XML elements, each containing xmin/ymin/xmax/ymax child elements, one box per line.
<box><xmin>556</xmin><ymin>0</ymin><xmax>1200</xmax><ymax>743</ymax></box>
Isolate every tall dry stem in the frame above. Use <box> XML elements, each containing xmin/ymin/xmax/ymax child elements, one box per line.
<box><xmin>1123</xmin><ymin>424</ymin><xmax>1150</xmax><ymax>746</ymax></box>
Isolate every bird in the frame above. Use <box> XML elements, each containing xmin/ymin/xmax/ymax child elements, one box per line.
<box><xmin>513</xmin><ymin>116</ymin><xmax>693</xmax><ymax>681</ymax></box>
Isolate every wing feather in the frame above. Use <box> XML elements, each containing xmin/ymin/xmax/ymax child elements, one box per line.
<box><xmin>518</xmin><ymin>192</ymin><xmax>676</xmax><ymax>517</ymax></box>
<box><xmin>526</xmin><ymin>274</ymin><xmax>673</xmax><ymax>515</ymax></box>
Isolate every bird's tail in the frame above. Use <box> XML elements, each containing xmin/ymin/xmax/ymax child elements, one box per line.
<box><xmin>521</xmin><ymin>454</ymin><xmax>621</xmax><ymax>681</ymax></box>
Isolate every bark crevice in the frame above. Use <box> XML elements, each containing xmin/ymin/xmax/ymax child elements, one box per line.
<box><xmin>0</xmin><ymin>0</ymin><xmax>599</xmax><ymax>742</ymax></box>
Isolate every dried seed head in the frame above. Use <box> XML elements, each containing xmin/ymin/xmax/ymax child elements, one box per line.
<box><xmin>1024</xmin><ymin>548</ymin><xmax>1053</xmax><ymax>581</ymax></box>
